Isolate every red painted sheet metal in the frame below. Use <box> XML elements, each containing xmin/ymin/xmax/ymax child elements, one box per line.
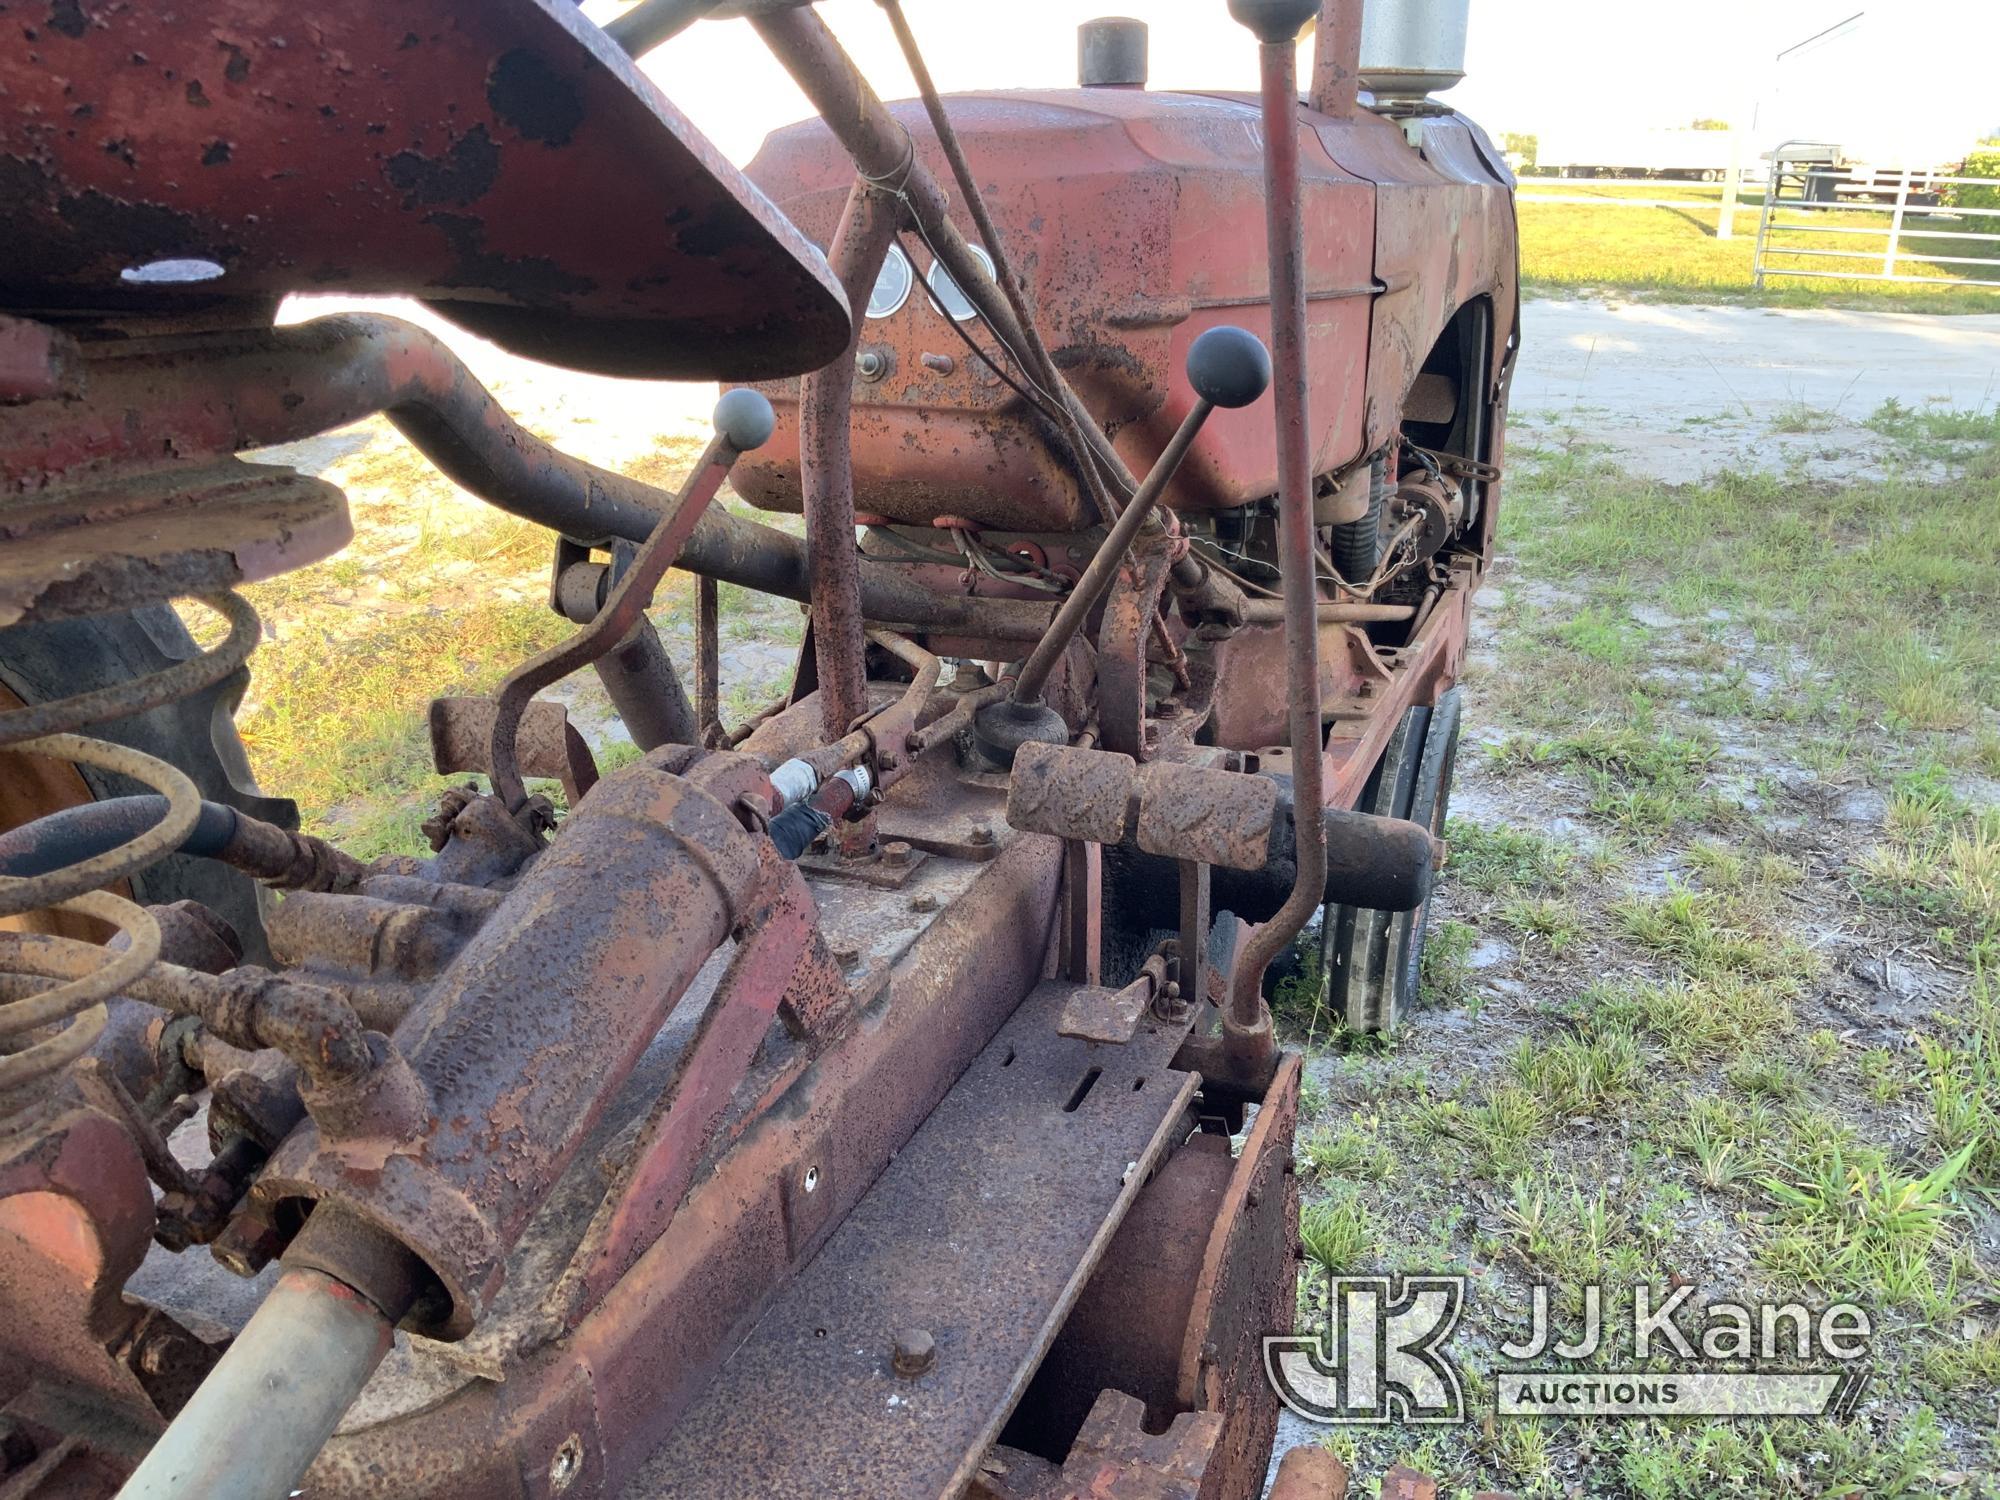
<box><xmin>0</xmin><ymin>0</ymin><xmax>849</xmax><ymax>379</ymax></box>
<box><xmin>736</xmin><ymin>88</ymin><xmax>1377</xmax><ymax>532</ymax></box>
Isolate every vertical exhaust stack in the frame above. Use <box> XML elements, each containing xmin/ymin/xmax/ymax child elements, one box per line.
<box><xmin>1077</xmin><ymin>17</ymin><xmax>1147</xmax><ymax>88</ymax></box>
<box><xmin>1358</xmin><ymin>0</ymin><xmax>1470</xmax><ymax>106</ymax></box>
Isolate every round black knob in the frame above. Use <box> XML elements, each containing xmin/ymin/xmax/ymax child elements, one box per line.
<box><xmin>1227</xmin><ymin>0</ymin><xmax>1319</xmax><ymax>44</ymax></box>
<box><xmin>1186</xmin><ymin>325</ymin><xmax>1271</xmax><ymax>410</ymax></box>
<box><xmin>713</xmin><ymin>388</ymin><xmax>776</xmax><ymax>452</ymax></box>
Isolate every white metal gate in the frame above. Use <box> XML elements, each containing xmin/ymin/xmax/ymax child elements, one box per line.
<box><xmin>1753</xmin><ymin>146</ymin><xmax>2000</xmax><ymax>290</ymax></box>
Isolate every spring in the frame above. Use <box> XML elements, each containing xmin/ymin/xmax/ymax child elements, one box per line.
<box><xmin>0</xmin><ymin>591</ymin><xmax>259</xmax><ymax>1127</ymax></box>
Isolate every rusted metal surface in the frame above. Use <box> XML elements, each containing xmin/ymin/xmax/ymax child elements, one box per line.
<box><xmin>1130</xmin><ymin>760</ymin><xmax>1279</xmax><ymax>873</ymax></box>
<box><xmin>1038</xmin><ymin>1393</ymin><xmax>1225</xmax><ymax>1500</ymax></box>
<box><xmin>1093</xmin><ymin>536</ymin><xmax>1176</xmax><ymax>760</ymax></box>
<box><xmin>880</xmin><ymin>0</ymin><xmax>1125</xmax><ymax>529</ymax></box>
<box><xmin>1013</xmin><ymin>1135</ymin><xmax>1234</xmax><ymax>1458</ymax></box>
<box><xmin>0</xmin><ymin>464</ymin><xmax>351</xmax><ymax>627</ymax></box>
<box><xmin>1380</xmin><ymin>1466</ymin><xmax>1441</xmax><ymax>1500</ymax></box>
<box><xmin>1060</xmin><ymin>839</ymin><xmax>1102</xmax><ymax>985</ymax></box>
<box><xmin>0</xmin><ymin>1097</ymin><xmax>162</xmax><ymax>1427</ymax></box>
<box><xmin>1176</xmin><ymin>1052</ymin><xmax>1300</xmax><ymax>1500</ymax></box>
<box><xmin>1009</xmin><ymin>742</ymin><xmax>1133</xmax><ymax>848</ymax></box>
<box><xmin>1308</xmin><ymin>0</ymin><xmax>1365</xmax><ymax>120</ymax></box>
<box><xmin>0</xmin><ymin>313</ymin><xmax>79</xmax><ymax>404</ymax></box>
<box><xmin>1056</xmin><ymin>952</ymin><xmax>1168</xmax><ymax>1045</ymax></box>
<box><xmin>428</xmin><ymin>696</ymin><xmax>599</xmax><ymax>808</ymax></box>
<box><xmin>257</xmin><ymin>756</ymin><xmax>770</xmax><ymax>1341</ymax></box>
<box><xmin>625</xmin><ymin>975</ymin><xmax>1196</xmax><ymax>1498</ymax></box>
<box><xmin>555</xmin><ymin>843</ymin><xmax>845</xmax><ymax>1319</ymax></box>
<box><xmin>279</xmin><ymin>836</ymin><xmax>1061</xmax><ymax>1497</ymax></box>
<box><xmin>1006</xmin><ymin>1054</ymin><xmax>1300</xmax><ymax>1500</ymax></box>
<box><xmin>0</xmin><ymin>1</ymin><xmax>849</xmax><ymax>379</ymax></box>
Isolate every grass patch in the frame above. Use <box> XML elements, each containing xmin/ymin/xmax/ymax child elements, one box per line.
<box><xmin>1499</xmin><ymin>431</ymin><xmax>2000</xmax><ymax>738</ymax></box>
<box><xmin>1912</xmin><ymin>965</ymin><xmax>2000</xmax><ymax>1186</ymax></box>
<box><xmin>1611</xmin><ymin>885</ymin><xmax>1811</xmax><ymax>984</ymax></box>
<box><xmin>1299</xmin><ymin>1188</ymin><xmax>1375</xmax><ymax>1276</ymax></box>
<box><xmin>234</xmin><ymin>591</ymin><xmax>571</xmax><ymax>852</ymax></box>
<box><xmin>1519</xmin><ymin>199</ymin><xmax>2000</xmax><ymax>313</ymax></box>
<box><xmin>1509</xmin><ymin>1028</ymin><xmax>1643</xmax><ymax>1117</ymax></box>
<box><xmin>1442</xmin><ymin>821</ymin><xmax>1574</xmax><ymax>896</ymax></box>
<box><xmin>1758</xmin><ymin>1136</ymin><xmax>1976</xmax><ymax>1303</ymax></box>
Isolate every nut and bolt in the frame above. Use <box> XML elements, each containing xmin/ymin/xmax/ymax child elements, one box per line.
<box><xmin>891</xmin><ymin>1328</ymin><xmax>937</xmax><ymax>1378</ymax></box>
<box><xmin>832</xmin><ymin>943</ymin><xmax>862</xmax><ymax>969</ymax></box>
<box><xmin>910</xmin><ymin>893</ymin><xmax>939</xmax><ymax>914</ymax></box>
<box><xmin>882</xmin><ymin>840</ymin><xmax>913</xmax><ymax>868</ymax></box>
<box><xmin>968</xmin><ymin>823</ymin><xmax>994</xmax><ymax>846</ymax></box>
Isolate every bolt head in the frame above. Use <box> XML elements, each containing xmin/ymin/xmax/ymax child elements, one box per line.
<box><xmin>892</xmin><ymin>1328</ymin><xmax>937</xmax><ymax>1378</ymax></box>
<box><xmin>968</xmin><ymin>823</ymin><xmax>995</xmax><ymax>845</ymax></box>
<box><xmin>883</xmin><ymin>840</ymin><xmax>913</xmax><ymax>867</ymax></box>
<box><xmin>910</xmin><ymin>893</ymin><xmax>939</xmax><ymax>914</ymax></box>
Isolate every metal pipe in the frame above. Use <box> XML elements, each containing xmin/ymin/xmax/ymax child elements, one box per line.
<box><xmin>1238</xmin><ymin>599</ymin><xmax>1415</xmax><ymax>625</ymax></box>
<box><xmin>116</xmin><ymin>1267</ymin><xmax>395</xmax><ymax>1500</ymax></box>
<box><xmin>0</xmin><ymin>794</ymin><xmax>364</xmax><ymax>891</ymax></box>
<box><xmin>1227</xmin><ymin>3</ymin><xmax>1326</xmax><ymax>1070</ymax></box>
<box><xmin>603</xmin><ymin>0</ymin><xmax>724</xmax><ymax>54</ymax></box>
<box><xmin>1309</xmin><ymin>0</ymin><xmax>1364</xmax><ymax>118</ymax></box>
<box><xmin>696</xmin><ymin>575</ymin><xmax>723</xmax><ymax>744</ymax></box>
<box><xmin>803</xmin><ymin>179</ymin><xmax>902</xmax><ymax>743</ymax></box>
<box><xmin>0</xmin><ymin>316</ymin><xmax>1057</xmax><ymax>641</ymax></box>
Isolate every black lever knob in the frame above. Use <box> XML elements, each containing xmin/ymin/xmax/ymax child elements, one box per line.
<box><xmin>712</xmin><ymin>388</ymin><xmax>776</xmax><ymax>453</ymax></box>
<box><xmin>1186</xmin><ymin>325</ymin><xmax>1272</xmax><ymax>410</ymax></box>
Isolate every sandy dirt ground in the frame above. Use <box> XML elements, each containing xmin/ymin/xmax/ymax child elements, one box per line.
<box><xmin>1512</xmin><ymin>297</ymin><xmax>2000</xmax><ymax>482</ymax></box>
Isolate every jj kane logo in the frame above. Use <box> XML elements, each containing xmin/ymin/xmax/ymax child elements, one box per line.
<box><xmin>1266</xmin><ymin>1277</ymin><xmax>1871</xmax><ymax>1425</ymax></box>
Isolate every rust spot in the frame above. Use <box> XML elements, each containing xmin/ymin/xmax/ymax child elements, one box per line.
<box><xmin>485</xmin><ymin>48</ymin><xmax>582</xmax><ymax>148</ymax></box>
<box><xmin>425</xmin><ymin>211</ymin><xmax>592</xmax><ymax>302</ymax></box>
<box><xmin>384</xmin><ymin>124</ymin><xmax>500</xmax><ymax>208</ymax></box>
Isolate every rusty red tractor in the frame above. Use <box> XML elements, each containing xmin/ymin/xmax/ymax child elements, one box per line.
<box><xmin>0</xmin><ymin>0</ymin><xmax>1515</xmax><ymax>1495</ymax></box>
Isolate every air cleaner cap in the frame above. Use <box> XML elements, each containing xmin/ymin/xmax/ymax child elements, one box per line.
<box><xmin>1078</xmin><ymin>17</ymin><xmax>1147</xmax><ymax>88</ymax></box>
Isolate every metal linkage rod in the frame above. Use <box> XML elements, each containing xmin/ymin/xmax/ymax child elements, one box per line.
<box><xmin>1010</xmin><ymin>328</ymin><xmax>1271</xmax><ymax>708</ymax></box>
<box><xmin>1225</xmin><ymin>0</ymin><xmax>1328</xmax><ymax>1076</ymax></box>
<box><xmin>802</xmin><ymin>179</ymin><xmax>903</xmax><ymax>744</ymax></box>
<box><xmin>487</xmin><ymin>391</ymin><xmax>771</xmax><ymax>811</ymax></box>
